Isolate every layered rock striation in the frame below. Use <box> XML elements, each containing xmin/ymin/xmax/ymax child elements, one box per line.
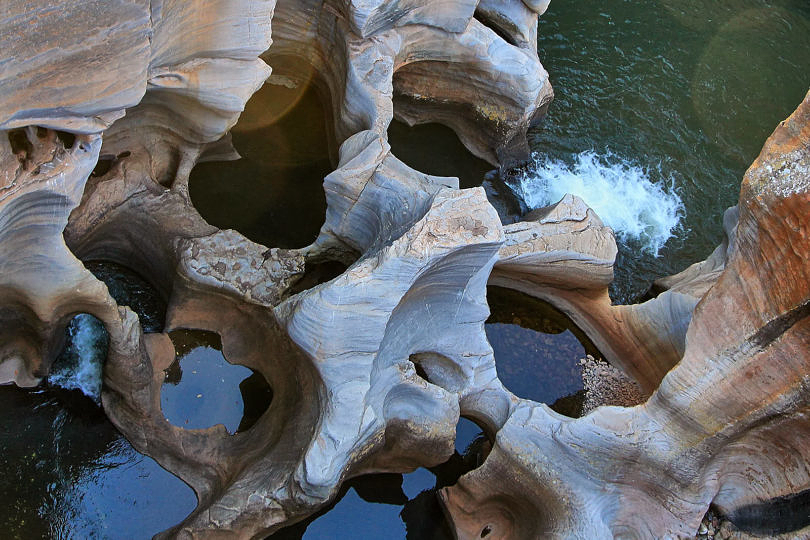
<box><xmin>1</xmin><ymin>1</ymin><xmax>808</xmax><ymax>539</ymax></box>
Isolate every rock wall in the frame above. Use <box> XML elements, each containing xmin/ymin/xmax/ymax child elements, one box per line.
<box><xmin>0</xmin><ymin>1</ymin><xmax>808</xmax><ymax>539</ymax></box>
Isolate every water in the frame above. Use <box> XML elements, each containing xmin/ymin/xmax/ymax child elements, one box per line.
<box><xmin>86</xmin><ymin>261</ymin><xmax>166</xmax><ymax>333</ymax></box>
<box><xmin>485</xmin><ymin>287</ymin><xmax>601</xmax><ymax>416</ymax></box>
<box><xmin>387</xmin><ymin>120</ymin><xmax>495</xmax><ymax>189</ymax></box>
<box><xmin>47</xmin><ymin>314</ymin><xmax>109</xmax><ymax>403</ymax></box>
<box><xmin>526</xmin><ymin>0</ymin><xmax>810</xmax><ymax>302</ymax></box>
<box><xmin>189</xmin><ymin>81</ymin><xmax>333</xmax><ymax>249</ymax></box>
<box><xmin>1</xmin><ymin>266</ymin><xmax>197</xmax><ymax>539</ymax></box>
<box><xmin>161</xmin><ymin>329</ymin><xmax>273</xmax><ymax>434</ymax></box>
<box><xmin>7</xmin><ymin>2</ymin><xmax>810</xmax><ymax>537</ymax></box>
<box><xmin>515</xmin><ymin>151</ymin><xmax>684</xmax><ymax>255</ymax></box>
<box><xmin>47</xmin><ymin>260</ymin><xmax>166</xmax><ymax>401</ymax></box>
<box><xmin>269</xmin><ymin>418</ymin><xmax>487</xmax><ymax>540</ymax></box>
<box><xmin>0</xmin><ymin>387</ymin><xmax>197</xmax><ymax>540</ymax></box>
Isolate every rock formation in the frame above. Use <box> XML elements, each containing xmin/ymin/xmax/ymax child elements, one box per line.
<box><xmin>0</xmin><ymin>1</ymin><xmax>808</xmax><ymax>539</ymax></box>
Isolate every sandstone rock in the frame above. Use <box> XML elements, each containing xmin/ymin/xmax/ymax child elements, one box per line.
<box><xmin>441</xmin><ymin>90</ymin><xmax>810</xmax><ymax>540</ymax></box>
<box><xmin>3</xmin><ymin>1</ymin><xmax>808</xmax><ymax>539</ymax></box>
<box><xmin>492</xmin><ymin>192</ymin><xmax>696</xmax><ymax>393</ymax></box>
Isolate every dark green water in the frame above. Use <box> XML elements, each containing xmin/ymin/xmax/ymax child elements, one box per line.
<box><xmin>528</xmin><ymin>0</ymin><xmax>810</xmax><ymax>301</ymax></box>
<box><xmin>4</xmin><ymin>2</ymin><xmax>809</xmax><ymax>538</ymax></box>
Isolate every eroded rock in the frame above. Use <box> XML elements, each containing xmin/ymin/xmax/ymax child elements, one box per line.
<box><xmin>1</xmin><ymin>1</ymin><xmax>808</xmax><ymax>539</ymax></box>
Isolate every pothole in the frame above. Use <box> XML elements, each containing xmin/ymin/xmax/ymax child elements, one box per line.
<box><xmin>268</xmin><ymin>417</ymin><xmax>490</xmax><ymax>539</ymax></box>
<box><xmin>485</xmin><ymin>286</ymin><xmax>603</xmax><ymax>417</ymax></box>
<box><xmin>85</xmin><ymin>261</ymin><xmax>166</xmax><ymax>333</ymax></box>
<box><xmin>160</xmin><ymin>329</ymin><xmax>273</xmax><ymax>434</ymax></box>
<box><xmin>189</xmin><ymin>81</ymin><xmax>333</xmax><ymax>249</ymax></box>
<box><xmin>387</xmin><ymin>119</ymin><xmax>494</xmax><ymax>189</ymax></box>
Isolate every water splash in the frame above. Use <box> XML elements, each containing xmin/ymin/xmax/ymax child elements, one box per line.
<box><xmin>47</xmin><ymin>314</ymin><xmax>109</xmax><ymax>403</ymax></box>
<box><xmin>514</xmin><ymin>151</ymin><xmax>684</xmax><ymax>255</ymax></box>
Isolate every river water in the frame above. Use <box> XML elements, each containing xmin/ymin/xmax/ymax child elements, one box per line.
<box><xmin>526</xmin><ymin>0</ymin><xmax>810</xmax><ymax>301</ymax></box>
<box><xmin>4</xmin><ymin>1</ymin><xmax>810</xmax><ymax>538</ymax></box>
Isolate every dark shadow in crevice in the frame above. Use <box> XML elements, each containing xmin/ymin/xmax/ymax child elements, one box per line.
<box><xmin>189</xmin><ymin>78</ymin><xmax>334</xmax><ymax>250</ymax></box>
<box><xmin>7</xmin><ymin>129</ymin><xmax>33</xmax><ymax>158</ymax></box>
<box><xmin>55</xmin><ymin>130</ymin><xmax>76</xmax><ymax>149</ymax></box>
<box><xmin>91</xmin><ymin>151</ymin><xmax>131</xmax><ymax>178</ymax></box>
<box><xmin>387</xmin><ymin>119</ymin><xmax>494</xmax><ymax>190</ymax></box>
<box><xmin>409</xmin><ymin>352</ymin><xmax>465</xmax><ymax>394</ymax></box>
<box><xmin>288</xmin><ymin>260</ymin><xmax>349</xmax><ymax>296</ymax></box>
<box><xmin>473</xmin><ymin>10</ymin><xmax>519</xmax><ymax>47</ymax></box>
<box><xmin>729</xmin><ymin>488</ymin><xmax>810</xmax><ymax>536</ymax></box>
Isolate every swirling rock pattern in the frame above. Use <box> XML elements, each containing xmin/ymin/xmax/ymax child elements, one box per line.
<box><xmin>0</xmin><ymin>1</ymin><xmax>808</xmax><ymax>539</ymax></box>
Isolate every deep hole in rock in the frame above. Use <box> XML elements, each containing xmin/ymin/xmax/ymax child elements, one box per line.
<box><xmin>268</xmin><ymin>417</ymin><xmax>490</xmax><ymax>540</ymax></box>
<box><xmin>7</xmin><ymin>129</ymin><xmax>33</xmax><ymax>158</ymax></box>
<box><xmin>85</xmin><ymin>261</ymin><xmax>167</xmax><ymax>333</ymax></box>
<box><xmin>486</xmin><ymin>286</ymin><xmax>604</xmax><ymax>416</ymax></box>
<box><xmin>288</xmin><ymin>260</ymin><xmax>349</xmax><ymax>296</ymax></box>
<box><xmin>387</xmin><ymin>119</ymin><xmax>494</xmax><ymax>190</ymax></box>
<box><xmin>189</xmin><ymin>80</ymin><xmax>333</xmax><ymax>249</ymax></box>
<box><xmin>161</xmin><ymin>329</ymin><xmax>273</xmax><ymax>434</ymax></box>
<box><xmin>55</xmin><ymin>130</ymin><xmax>76</xmax><ymax>149</ymax></box>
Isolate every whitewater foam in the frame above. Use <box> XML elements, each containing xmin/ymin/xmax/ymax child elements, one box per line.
<box><xmin>514</xmin><ymin>151</ymin><xmax>684</xmax><ymax>255</ymax></box>
<box><xmin>48</xmin><ymin>314</ymin><xmax>108</xmax><ymax>403</ymax></box>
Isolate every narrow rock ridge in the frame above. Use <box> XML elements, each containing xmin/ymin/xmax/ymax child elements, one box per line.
<box><xmin>0</xmin><ymin>2</ymin><xmax>808</xmax><ymax>539</ymax></box>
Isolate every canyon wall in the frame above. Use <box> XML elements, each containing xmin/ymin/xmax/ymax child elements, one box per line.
<box><xmin>1</xmin><ymin>1</ymin><xmax>808</xmax><ymax>538</ymax></box>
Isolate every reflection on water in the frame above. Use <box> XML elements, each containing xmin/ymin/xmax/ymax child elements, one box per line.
<box><xmin>530</xmin><ymin>0</ymin><xmax>810</xmax><ymax>302</ymax></box>
<box><xmin>486</xmin><ymin>286</ymin><xmax>601</xmax><ymax>415</ymax></box>
<box><xmin>387</xmin><ymin>120</ymin><xmax>523</xmax><ymax>222</ymax></box>
<box><xmin>189</xmin><ymin>81</ymin><xmax>333</xmax><ymax>249</ymax></box>
<box><xmin>0</xmin><ymin>386</ymin><xmax>196</xmax><ymax>539</ymax></box>
<box><xmin>270</xmin><ymin>418</ymin><xmax>487</xmax><ymax>539</ymax></box>
<box><xmin>161</xmin><ymin>329</ymin><xmax>273</xmax><ymax>434</ymax></box>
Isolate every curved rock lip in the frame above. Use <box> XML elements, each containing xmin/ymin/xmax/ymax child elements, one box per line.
<box><xmin>2</xmin><ymin>2</ymin><xmax>809</xmax><ymax>539</ymax></box>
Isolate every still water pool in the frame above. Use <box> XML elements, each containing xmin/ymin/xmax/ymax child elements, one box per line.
<box><xmin>3</xmin><ymin>1</ymin><xmax>809</xmax><ymax>537</ymax></box>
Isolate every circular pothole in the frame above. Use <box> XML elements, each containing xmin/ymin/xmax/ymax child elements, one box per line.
<box><xmin>387</xmin><ymin>119</ymin><xmax>494</xmax><ymax>189</ymax></box>
<box><xmin>189</xmin><ymin>81</ymin><xmax>333</xmax><ymax>249</ymax></box>
<box><xmin>160</xmin><ymin>329</ymin><xmax>273</xmax><ymax>434</ymax></box>
<box><xmin>485</xmin><ymin>286</ymin><xmax>603</xmax><ymax>416</ymax></box>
